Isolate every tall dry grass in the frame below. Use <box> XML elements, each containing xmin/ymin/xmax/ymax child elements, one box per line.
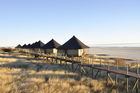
<box><xmin>0</xmin><ymin>52</ymin><xmax>108</xmax><ymax>93</ymax></box>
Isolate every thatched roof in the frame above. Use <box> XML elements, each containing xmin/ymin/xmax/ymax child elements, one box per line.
<box><xmin>31</xmin><ymin>40</ymin><xmax>45</xmax><ymax>49</ymax></box>
<box><xmin>22</xmin><ymin>44</ymin><xmax>28</xmax><ymax>48</ymax></box>
<box><xmin>26</xmin><ymin>44</ymin><xmax>32</xmax><ymax>49</ymax></box>
<box><xmin>58</xmin><ymin>36</ymin><xmax>89</xmax><ymax>50</ymax></box>
<box><xmin>43</xmin><ymin>39</ymin><xmax>61</xmax><ymax>49</ymax></box>
<box><xmin>15</xmin><ymin>44</ymin><xmax>22</xmax><ymax>48</ymax></box>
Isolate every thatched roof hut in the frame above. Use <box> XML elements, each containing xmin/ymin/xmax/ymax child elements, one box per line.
<box><xmin>15</xmin><ymin>44</ymin><xmax>22</xmax><ymax>48</ymax></box>
<box><xmin>31</xmin><ymin>40</ymin><xmax>45</xmax><ymax>49</ymax></box>
<box><xmin>43</xmin><ymin>39</ymin><xmax>60</xmax><ymax>49</ymax></box>
<box><xmin>58</xmin><ymin>36</ymin><xmax>89</xmax><ymax>56</ymax></box>
<box><xmin>22</xmin><ymin>44</ymin><xmax>28</xmax><ymax>48</ymax></box>
<box><xmin>26</xmin><ymin>44</ymin><xmax>32</xmax><ymax>49</ymax></box>
<box><xmin>43</xmin><ymin>39</ymin><xmax>61</xmax><ymax>54</ymax></box>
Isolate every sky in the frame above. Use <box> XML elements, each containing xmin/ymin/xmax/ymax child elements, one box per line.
<box><xmin>0</xmin><ymin>0</ymin><xmax>140</xmax><ymax>47</ymax></box>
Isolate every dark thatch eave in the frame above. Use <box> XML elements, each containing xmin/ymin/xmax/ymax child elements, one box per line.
<box><xmin>43</xmin><ymin>39</ymin><xmax>61</xmax><ymax>49</ymax></box>
<box><xmin>31</xmin><ymin>40</ymin><xmax>45</xmax><ymax>49</ymax></box>
<box><xmin>15</xmin><ymin>44</ymin><xmax>22</xmax><ymax>48</ymax></box>
<box><xmin>58</xmin><ymin>36</ymin><xmax>89</xmax><ymax>50</ymax></box>
<box><xmin>22</xmin><ymin>44</ymin><xmax>28</xmax><ymax>48</ymax></box>
<box><xmin>26</xmin><ymin>44</ymin><xmax>32</xmax><ymax>49</ymax></box>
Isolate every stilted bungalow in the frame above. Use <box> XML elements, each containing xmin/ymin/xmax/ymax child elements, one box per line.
<box><xmin>31</xmin><ymin>40</ymin><xmax>45</xmax><ymax>53</ymax></box>
<box><xmin>58</xmin><ymin>36</ymin><xmax>89</xmax><ymax>57</ymax></box>
<box><xmin>15</xmin><ymin>44</ymin><xmax>22</xmax><ymax>48</ymax></box>
<box><xmin>25</xmin><ymin>44</ymin><xmax>33</xmax><ymax>53</ymax></box>
<box><xmin>20</xmin><ymin>44</ymin><xmax>29</xmax><ymax>52</ymax></box>
<box><xmin>15</xmin><ymin>44</ymin><xmax>22</xmax><ymax>51</ymax></box>
<box><xmin>42</xmin><ymin>39</ymin><xmax>61</xmax><ymax>55</ymax></box>
<box><xmin>22</xmin><ymin>44</ymin><xmax>28</xmax><ymax>48</ymax></box>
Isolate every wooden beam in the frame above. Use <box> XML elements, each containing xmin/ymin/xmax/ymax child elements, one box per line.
<box><xmin>132</xmin><ymin>78</ymin><xmax>139</xmax><ymax>93</ymax></box>
<box><xmin>108</xmin><ymin>73</ymin><xmax>114</xmax><ymax>85</ymax></box>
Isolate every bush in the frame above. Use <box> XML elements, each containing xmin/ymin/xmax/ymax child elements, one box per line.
<box><xmin>2</xmin><ymin>48</ymin><xmax>13</xmax><ymax>53</ymax></box>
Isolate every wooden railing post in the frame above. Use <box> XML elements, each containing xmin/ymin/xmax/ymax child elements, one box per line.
<box><xmin>116</xmin><ymin>59</ymin><xmax>119</xmax><ymax>70</ymax></box>
<box><xmin>108</xmin><ymin>61</ymin><xmax>109</xmax><ymax>70</ymax></box>
<box><xmin>137</xmin><ymin>63</ymin><xmax>139</xmax><ymax>75</ymax></box>
<box><xmin>126</xmin><ymin>64</ymin><xmax>128</xmax><ymax>75</ymax></box>
<box><xmin>92</xmin><ymin>58</ymin><xmax>94</xmax><ymax>67</ymax></box>
<box><xmin>100</xmin><ymin>59</ymin><xmax>102</xmax><ymax>67</ymax></box>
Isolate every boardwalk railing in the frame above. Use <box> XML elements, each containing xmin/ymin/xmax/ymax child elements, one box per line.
<box><xmin>19</xmin><ymin>50</ymin><xmax>140</xmax><ymax>93</ymax></box>
<box><xmin>42</xmin><ymin>54</ymin><xmax>140</xmax><ymax>93</ymax></box>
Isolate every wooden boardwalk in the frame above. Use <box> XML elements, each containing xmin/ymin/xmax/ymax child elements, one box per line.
<box><xmin>45</xmin><ymin>56</ymin><xmax>140</xmax><ymax>79</ymax></box>
<box><xmin>29</xmin><ymin>53</ymin><xmax>140</xmax><ymax>93</ymax></box>
<box><xmin>43</xmin><ymin>55</ymin><xmax>140</xmax><ymax>93</ymax></box>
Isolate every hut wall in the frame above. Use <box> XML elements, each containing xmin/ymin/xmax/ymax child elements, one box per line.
<box><xmin>45</xmin><ymin>48</ymin><xmax>58</xmax><ymax>54</ymax></box>
<box><xmin>57</xmin><ymin>50</ymin><xmax>66</xmax><ymax>56</ymax></box>
<box><xmin>78</xmin><ymin>49</ymin><xmax>88</xmax><ymax>56</ymax></box>
<box><xmin>58</xmin><ymin>49</ymin><xmax>89</xmax><ymax>56</ymax></box>
<box><xmin>67</xmin><ymin>49</ymin><xmax>78</xmax><ymax>56</ymax></box>
<box><xmin>34</xmin><ymin>48</ymin><xmax>44</xmax><ymax>53</ymax></box>
<box><xmin>78</xmin><ymin>49</ymin><xmax>83</xmax><ymax>56</ymax></box>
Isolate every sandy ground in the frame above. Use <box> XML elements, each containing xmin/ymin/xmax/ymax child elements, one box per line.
<box><xmin>89</xmin><ymin>47</ymin><xmax>140</xmax><ymax>63</ymax></box>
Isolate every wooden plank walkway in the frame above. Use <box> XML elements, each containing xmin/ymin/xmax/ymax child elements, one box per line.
<box><xmin>44</xmin><ymin>55</ymin><xmax>140</xmax><ymax>93</ymax></box>
<box><xmin>45</xmin><ymin>56</ymin><xmax>140</xmax><ymax>79</ymax></box>
<box><xmin>21</xmin><ymin>51</ymin><xmax>140</xmax><ymax>93</ymax></box>
<box><xmin>27</xmin><ymin>52</ymin><xmax>140</xmax><ymax>93</ymax></box>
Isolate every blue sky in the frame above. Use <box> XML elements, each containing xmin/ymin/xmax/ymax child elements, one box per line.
<box><xmin>0</xmin><ymin>0</ymin><xmax>140</xmax><ymax>47</ymax></box>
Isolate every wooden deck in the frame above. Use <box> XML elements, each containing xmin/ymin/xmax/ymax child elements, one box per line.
<box><xmin>30</xmin><ymin>53</ymin><xmax>140</xmax><ymax>93</ymax></box>
<box><xmin>45</xmin><ymin>56</ymin><xmax>140</xmax><ymax>79</ymax></box>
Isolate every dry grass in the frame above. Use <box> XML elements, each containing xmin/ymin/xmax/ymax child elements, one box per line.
<box><xmin>0</xmin><ymin>52</ymin><xmax>107</xmax><ymax>93</ymax></box>
<box><xmin>0</xmin><ymin>49</ymin><xmax>139</xmax><ymax>93</ymax></box>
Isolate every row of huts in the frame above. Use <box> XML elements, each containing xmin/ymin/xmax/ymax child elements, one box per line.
<box><xmin>16</xmin><ymin>36</ymin><xmax>89</xmax><ymax>57</ymax></box>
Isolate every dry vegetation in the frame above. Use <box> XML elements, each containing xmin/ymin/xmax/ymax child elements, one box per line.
<box><xmin>0</xmin><ymin>51</ymin><xmax>107</xmax><ymax>93</ymax></box>
<box><xmin>0</xmin><ymin>48</ymin><xmax>139</xmax><ymax>93</ymax></box>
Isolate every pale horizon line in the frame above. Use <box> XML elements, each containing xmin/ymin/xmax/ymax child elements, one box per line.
<box><xmin>92</xmin><ymin>43</ymin><xmax>140</xmax><ymax>45</ymax></box>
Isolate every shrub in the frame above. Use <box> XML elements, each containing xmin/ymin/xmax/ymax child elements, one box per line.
<box><xmin>2</xmin><ymin>48</ymin><xmax>13</xmax><ymax>53</ymax></box>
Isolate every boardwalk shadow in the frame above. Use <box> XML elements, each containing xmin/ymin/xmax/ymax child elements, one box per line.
<box><xmin>0</xmin><ymin>59</ymin><xmax>80</xmax><ymax>80</ymax></box>
<box><xmin>0</xmin><ymin>55</ymin><xmax>42</xmax><ymax>61</ymax></box>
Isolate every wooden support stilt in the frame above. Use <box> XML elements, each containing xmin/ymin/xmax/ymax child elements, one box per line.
<box><xmin>106</xmin><ymin>72</ymin><xmax>109</xmax><ymax>86</ymax></box>
<box><xmin>91</xmin><ymin>68</ymin><xmax>94</xmax><ymax>78</ymax></box>
<box><xmin>52</xmin><ymin>58</ymin><xmax>53</xmax><ymax>63</ymax></box>
<box><xmin>132</xmin><ymin>78</ymin><xmax>139</xmax><ymax>93</ymax></box>
<box><xmin>108</xmin><ymin>73</ymin><xmax>114</xmax><ymax>85</ymax></box>
<box><xmin>81</xmin><ymin>67</ymin><xmax>86</xmax><ymax>74</ymax></box>
<box><xmin>73</xmin><ymin>64</ymin><xmax>80</xmax><ymax>72</ymax></box>
<box><xmin>55</xmin><ymin>59</ymin><xmax>57</xmax><ymax>64</ymax></box>
<box><xmin>66</xmin><ymin>62</ymin><xmax>71</xmax><ymax>71</ymax></box>
<box><xmin>71</xmin><ymin>63</ymin><xmax>74</xmax><ymax>71</ymax></box>
<box><xmin>79</xmin><ymin>64</ymin><xmax>82</xmax><ymax>77</ymax></box>
<box><xmin>60</xmin><ymin>60</ymin><xmax>62</xmax><ymax>64</ymax></box>
<box><xmin>64</xmin><ymin>61</ymin><xmax>67</xmax><ymax>69</ymax></box>
<box><xmin>95</xmin><ymin>70</ymin><xmax>100</xmax><ymax>79</ymax></box>
<box><xmin>115</xmin><ymin>74</ymin><xmax>118</xmax><ymax>86</ymax></box>
<box><xmin>59</xmin><ymin>60</ymin><xmax>62</xmax><ymax>66</ymax></box>
<box><xmin>136</xmin><ymin>79</ymin><xmax>139</xmax><ymax>93</ymax></box>
<box><xmin>65</xmin><ymin>61</ymin><xmax>68</xmax><ymax>69</ymax></box>
<box><xmin>125</xmin><ymin>76</ymin><xmax>129</xmax><ymax>93</ymax></box>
